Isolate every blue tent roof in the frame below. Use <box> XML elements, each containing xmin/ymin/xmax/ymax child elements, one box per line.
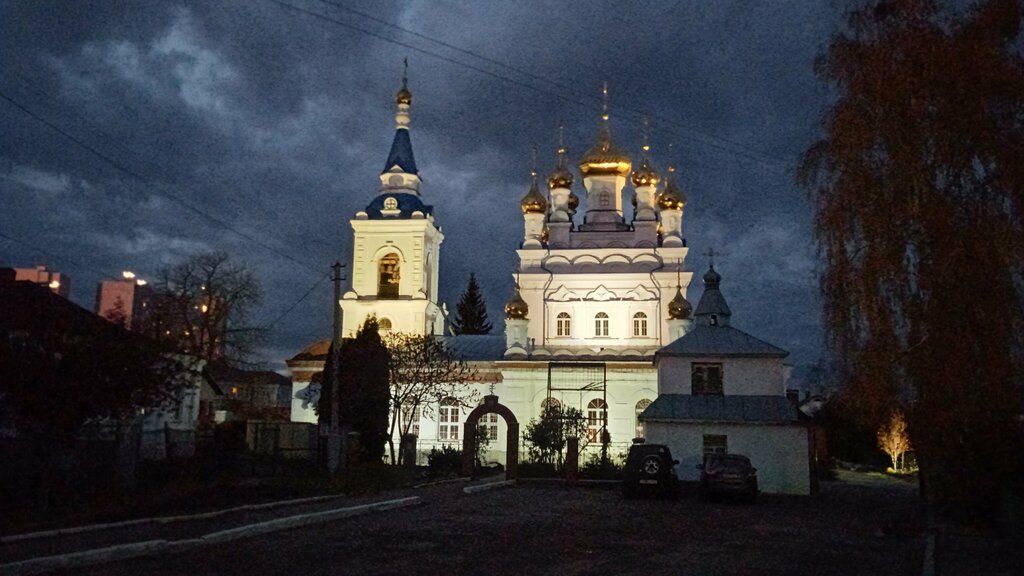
<box><xmin>382</xmin><ymin>129</ymin><xmax>418</xmax><ymax>175</ymax></box>
<box><xmin>640</xmin><ymin>394</ymin><xmax>802</xmax><ymax>424</ymax></box>
<box><xmin>364</xmin><ymin>192</ymin><xmax>434</xmax><ymax>220</ymax></box>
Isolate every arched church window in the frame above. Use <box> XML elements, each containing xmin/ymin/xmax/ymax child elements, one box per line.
<box><xmin>541</xmin><ymin>396</ymin><xmax>561</xmax><ymax>415</ymax></box>
<box><xmin>635</xmin><ymin>398</ymin><xmax>652</xmax><ymax>439</ymax></box>
<box><xmin>478</xmin><ymin>398</ymin><xmax>499</xmax><ymax>441</ymax></box>
<box><xmin>556</xmin><ymin>312</ymin><xmax>571</xmax><ymax>337</ymax></box>
<box><xmin>599</xmin><ymin>192</ymin><xmax>611</xmax><ymax>208</ymax></box>
<box><xmin>438</xmin><ymin>397</ymin><xmax>460</xmax><ymax>441</ymax></box>
<box><xmin>378</xmin><ymin>318</ymin><xmax>392</xmax><ymax>332</ymax></box>
<box><xmin>633</xmin><ymin>312</ymin><xmax>648</xmax><ymax>337</ymax></box>
<box><xmin>378</xmin><ymin>253</ymin><xmax>400</xmax><ymax>299</ymax></box>
<box><xmin>587</xmin><ymin>398</ymin><xmax>608</xmax><ymax>442</ymax></box>
<box><xmin>384</xmin><ymin>196</ymin><xmax>398</xmax><ymax>210</ymax></box>
<box><xmin>594</xmin><ymin>312</ymin><xmax>609</xmax><ymax>337</ymax></box>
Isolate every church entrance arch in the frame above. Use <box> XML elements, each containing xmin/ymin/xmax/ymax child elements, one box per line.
<box><xmin>462</xmin><ymin>395</ymin><xmax>519</xmax><ymax>479</ymax></box>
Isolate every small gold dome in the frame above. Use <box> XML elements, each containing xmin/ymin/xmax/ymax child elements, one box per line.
<box><xmin>668</xmin><ymin>286</ymin><xmax>692</xmax><ymax>320</ymax></box>
<box><xmin>567</xmin><ymin>190</ymin><xmax>580</xmax><ymax>213</ymax></box>
<box><xmin>657</xmin><ymin>165</ymin><xmax>686</xmax><ymax>211</ymax></box>
<box><xmin>520</xmin><ymin>174</ymin><xmax>548</xmax><ymax>214</ymax></box>
<box><xmin>505</xmin><ymin>288</ymin><xmax>529</xmax><ymax>320</ymax></box>
<box><xmin>631</xmin><ymin>156</ymin><xmax>660</xmax><ymax>188</ymax></box>
<box><xmin>548</xmin><ymin>166</ymin><xmax>573</xmax><ymax>190</ymax></box>
<box><xmin>396</xmin><ymin>85</ymin><xmax>412</xmax><ymax>106</ymax></box>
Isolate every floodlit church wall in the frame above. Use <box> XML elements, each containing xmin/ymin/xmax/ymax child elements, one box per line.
<box><xmin>657</xmin><ymin>356</ymin><xmax>785</xmax><ymax>396</ymax></box>
<box><xmin>646</xmin><ymin>422</ymin><xmax>810</xmax><ymax>495</ymax></box>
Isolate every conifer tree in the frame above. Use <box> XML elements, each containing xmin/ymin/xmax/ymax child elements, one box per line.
<box><xmin>452</xmin><ymin>273</ymin><xmax>492</xmax><ymax>335</ymax></box>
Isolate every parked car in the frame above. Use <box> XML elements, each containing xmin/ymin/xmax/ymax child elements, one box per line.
<box><xmin>622</xmin><ymin>442</ymin><xmax>680</xmax><ymax>499</ymax></box>
<box><xmin>698</xmin><ymin>453</ymin><xmax>758</xmax><ymax>503</ymax></box>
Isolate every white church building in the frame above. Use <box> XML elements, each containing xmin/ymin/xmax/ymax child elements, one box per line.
<box><xmin>287</xmin><ymin>77</ymin><xmax>812</xmax><ymax>493</ymax></box>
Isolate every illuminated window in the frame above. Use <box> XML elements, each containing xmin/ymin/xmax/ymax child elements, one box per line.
<box><xmin>635</xmin><ymin>398</ymin><xmax>652</xmax><ymax>439</ymax></box>
<box><xmin>633</xmin><ymin>312</ymin><xmax>648</xmax><ymax>337</ymax></box>
<box><xmin>594</xmin><ymin>312</ymin><xmax>609</xmax><ymax>337</ymax></box>
<box><xmin>703</xmin><ymin>434</ymin><xmax>728</xmax><ymax>455</ymax></box>
<box><xmin>478</xmin><ymin>399</ymin><xmax>498</xmax><ymax>441</ymax></box>
<box><xmin>587</xmin><ymin>398</ymin><xmax>608</xmax><ymax>443</ymax></box>
<box><xmin>378</xmin><ymin>253</ymin><xmax>400</xmax><ymax>299</ymax></box>
<box><xmin>438</xmin><ymin>397</ymin><xmax>460</xmax><ymax>441</ymax></box>
<box><xmin>556</xmin><ymin>312</ymin><xmax>571</xmax><ymax>337</ymax></box>
<box><xmin>384</xmin><ymin>196</ymin><xmax>398</xmax><ymax>210</ymax></box>
<box><xmin>378</xmin><ymin>318</ymin><xmax>392</xmax><ymax>332</ymax></box>
<box><xmin>692</xmin><ymin>363</ymin><xmax>723</xmax><ymax>395</ymax></box>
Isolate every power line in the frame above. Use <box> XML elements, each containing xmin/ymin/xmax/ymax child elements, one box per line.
<box><xmin>262</xmin><ymin>269</ymin><xmax>332</xmax><ymax>328</ymax></box>
<box><xmin>277</xmin><ymin>0</ymin><xmax>790</xmax><ymax>170</ymax></box>
<box><xmin>0</xmin><ymin>90</ymin><xmax>323</xmax><ymax>275</ymax></box>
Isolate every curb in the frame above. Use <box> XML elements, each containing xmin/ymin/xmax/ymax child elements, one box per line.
<box><xmin>1</xmin><ymin>540</ymin><xmax>170</xmax><ymax>576</ymax></box>
<box><xmin>0</xmin><ymin>494</ymin><xmax>345</xmax><ymax>543</ymax></box>
<box><xmin>412</xmin><ymin>477</ymin><xmax>471</xmax><ymax>489</ymax></box>
<box><xmin>0</xmin><ymin>496</ymin><xmax>421</xmax><ymax>575</ymax></box>
<box><xmin>463</xmin><ymin>480</ymin><xmax>515</xmax><ymax>494</ymax></box>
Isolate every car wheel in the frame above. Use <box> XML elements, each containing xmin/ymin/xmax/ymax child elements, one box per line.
<box><xmin>642</xmin><ymin>455</ymin><xmax>661</xmax><ymax>476</ymax></box>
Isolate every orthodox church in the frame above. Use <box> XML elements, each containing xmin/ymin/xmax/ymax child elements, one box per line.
<box><xmin>287</xmin><ymin>76</ymin><xmax>811</xmax><ymax>493</ymax></box>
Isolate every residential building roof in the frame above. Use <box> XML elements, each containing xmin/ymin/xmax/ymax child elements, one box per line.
<box><xmin>640</xmin><ymin>394</ymin><xmax>802</xmax><ymax>424</ymax></box>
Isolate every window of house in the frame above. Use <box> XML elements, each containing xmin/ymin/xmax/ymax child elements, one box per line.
<box><xmin>401</xmin><ymin>403</ymin><xmax>420</xmax><ymax>437</ymax></box>
<box><xmin>635</xmin><ymin>398</ymin><xmax>652</xmax><ymax>439</ymax></box>
<box><xmin>703</xmin><ymin>434</ymin><xmax>728</xmax><ymax>454</ymax></box>
<box><xmin>556</xmin><ymin>312</ymin><xmax>571</xmax><ymax>337</ymax></box>
<box><xmin>587</xmin><ymin>398</ymin><xmax>608</xmax><ymax>442</ymax></box>
<box><xmin>378</xmin><ymin>253</ymin><xmax>400</xmax><ymax>299</ymax></box>
<box><xmin>438</xmin><ymin>397</ymin><xmax>460</xmax><ymax>441</ymax></box>
<box><xmin>692</xmin><ymin>363</ymin><xmax>724</xmax><ymax>395</ymax></box>
<box><xmin>384</xmin><ymin>196</ymin><xmax>398</xmax><ymax>210</ymax></box>
<box><xmin>378</xmin><ymin>318</ymin><xmax>392</xmax><ymax>332</ymax></box>
<box><xmin>594</xmin><ymin>312</ymin><xmax>609</xmax><ymax>337</ymax></box>
<box><xmin>633</xmin><ymin>312</ymin><xmax>648</xmax><ymax>337</ymax></box>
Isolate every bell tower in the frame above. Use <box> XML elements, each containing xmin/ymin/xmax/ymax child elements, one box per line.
<box><xmin>340</xmin><ymin>66</ymin><xmax>444</xmax><ymax>337</ymax></box>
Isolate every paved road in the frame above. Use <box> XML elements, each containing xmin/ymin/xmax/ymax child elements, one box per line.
<box><xmin>48</xmin><ymin>475</ymin><xmax>926</xmax><ymax>576</ymax></box>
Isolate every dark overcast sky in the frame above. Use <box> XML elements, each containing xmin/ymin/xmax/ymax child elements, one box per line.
<box><xmin>0</xmin><ymin>0</ymin><xmax>848</xmax><ymax>371</ymax></box>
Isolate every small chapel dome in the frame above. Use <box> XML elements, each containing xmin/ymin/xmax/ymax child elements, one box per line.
<box><xmin>521</xmin><ymin>172</ymin><xmax>548</xmax><ymax>214</ymax></box>
<box><xmin>667</xmin><ymin>286</ymin><xmax>692</xmax><ymax>320</ymax></box>
<box><xmin>631</xmin><ymin>156</ymin><xmax>660</xmax><ymax>188</ymax></box>
<box><xmin>505</xmin><ymin>288</ymin><xmax>529</xmax><ymax>320</ymax></box>
<box><xmin>703</xmin><ymin>264</ymin><xmax>722</xmax><ymax>286</ymax></box>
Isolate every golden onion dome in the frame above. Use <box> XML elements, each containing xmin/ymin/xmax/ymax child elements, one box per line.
<box><xmin>667</xmin><ymin>286</ymin><xmax>692</xmax><ymax>320</ymax></box>
<box><xmin>505</xmin><ymin>288</ymin><xmax>529</xmax><ymax>320</ymax></box>
<box><xmin>396</xmin><ymin>80</ymin><xmax>412</xmax><ymax>106</ymax></box>
<box><xmin>520</xmin><ymin>171</ymin><xmax>548</xmax><ymax>214</ymax></box>
<box><xmin>631</xmin><ymin>156</ymin><xmax>659</xmax><ymax>188</ymax></box>
<box><xmin>657</xmin><ymin>165</ymin><xmax>686</xmax><ymax>211</ymax></box>
<box><xmin>578</xmin><ymin>123</ymin><xmax>631</xmax><ymax>177</ymax></box>
<box><xmin>547</xmin><ymin>146</ymin><xmax>574</xmax><ymax>190</ymax></box>
<box><xmin>567</xmin><ymin>190</ymin><xmax>580</xmax><ymax>214</ymax></box>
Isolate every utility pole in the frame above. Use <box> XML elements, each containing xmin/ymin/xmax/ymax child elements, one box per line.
<box><xmin>327</xmin><ymin>262</ymin><xmax>345</xmax><ymax>474</ymax></box>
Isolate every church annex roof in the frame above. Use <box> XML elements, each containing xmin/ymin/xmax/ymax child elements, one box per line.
<box><xmin>656</xmin><ymin>324</ymin><xmax>788</xmax><ymax>359</ymax></box>
<box><xmin>382</xmin><ymin>128</ymin><xmax>418</xmax><ymax>175</ymax></box>
<box><xmin>441</xmin><ymin>334</ymin><xmax>507</xmax><ymax>361</ymax></box>
<box><xmin>640</xmin><ymin>394</ymin><xmax>802</xmax><ymax>424</ymax></box>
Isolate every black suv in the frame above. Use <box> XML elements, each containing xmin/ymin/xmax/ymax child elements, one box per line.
<box><xmin>622</xmin><ymin>442</ymin><xmax>680</xmax><ymax>499</ymax></box>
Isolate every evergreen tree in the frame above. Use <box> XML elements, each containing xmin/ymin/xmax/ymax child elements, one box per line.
<box><xmin>452</xmin><ymin>273</ymin><xmax>492</xmax><ymax>335</ymax></box>
<box><xmin>319</xmin><ymin>318</ymin><xmax>391</xmax><ymax>463</ymax></box>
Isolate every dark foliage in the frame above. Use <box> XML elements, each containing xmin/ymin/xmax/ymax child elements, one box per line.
<box><xmin>451</xmin><ymin>273</ymin><xmax>492</xmax><ymax>335</ymax></box>
<box><xmin>800</xmin><ymin>0</ymin><xmax>1024</xmax><ymax>523</ymax></box>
